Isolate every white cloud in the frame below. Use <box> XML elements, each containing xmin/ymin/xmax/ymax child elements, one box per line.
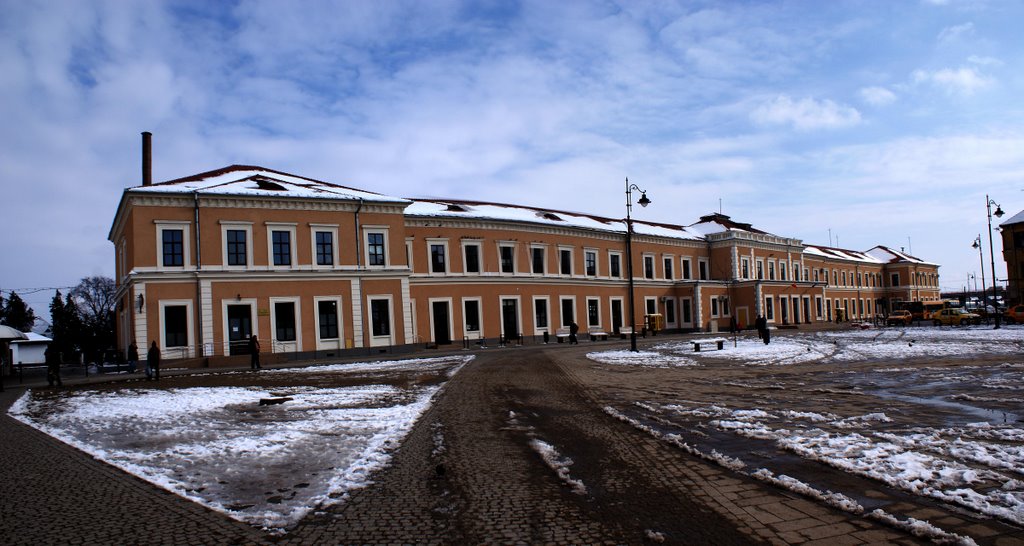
<box><xmin>859</xmin><ymin>86</ymin><xmax>897</xmax><ymax>106</ymax></box>
<box><xmin>912</xmin><ymin>66</ymin><xmax>993</xmax><ymax>95</ymax></box>
<box><xmin>750</xmin><ymin>95</ymin><xmax>861</xmax><ymax>131</ymax></box>
<box><xmin>967</xmin><ymin>55</ymin><xmax>1002</xmax><ymax>67</ymax></box>
<box><xmin>937</xmin><ymin>22</ymin><xmax>974</xmax><ymax>43</ymax></box>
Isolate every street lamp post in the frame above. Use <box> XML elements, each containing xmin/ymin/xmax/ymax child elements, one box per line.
<box><xmin>972</xmin><ymin>236</ymin><xmax>986</xmax><ymax>316</ymax></box>
<box><xmin>625</xmin><ymin>177</ymin><xmax>651</xmax><ymax>352</ymax></box>
<box><xmin>985</xmin><ymin>195</ymin><xmax>1005</xmax><ymax>328</ymax></box>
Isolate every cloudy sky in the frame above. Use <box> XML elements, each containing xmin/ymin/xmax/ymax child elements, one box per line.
<box><xmin>3</xmin><ymin>0</ymin><xmax>1023</xmax><ymax>319</ymax></box>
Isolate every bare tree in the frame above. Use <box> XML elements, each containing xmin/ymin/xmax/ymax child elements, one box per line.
<box><xmin>71</xmin><ymin>276</ymin><xmax>116</xmax><ymax>363</ymax></box>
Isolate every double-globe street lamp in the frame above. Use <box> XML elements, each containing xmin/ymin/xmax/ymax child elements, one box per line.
<box><xmin>624</xmin><ymin>177</ymin><xmax>651</xmax><ymax>352</ymax></box>
<box><xmin>985</xmin><ymin>195</ymin><xmax>1005</xmax><ymax>328</ymax></box>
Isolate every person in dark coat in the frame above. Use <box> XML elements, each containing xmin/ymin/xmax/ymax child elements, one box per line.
<box><xmin>127</xmin><ymin>342</ymin><xmax>139</xmax><ymax>374</ymax></box>
<box><xmin>761</xmin><ymin>319</ymin><xmax>771</xmax><ymax>345</ymax></box>
<box><xmin>568</xmin><ymin>322</ymin><xmax>579</xmax><ymax>345</ymax></box>
<box><xmin>146</xmin><ymin>341</ymin><xmax>160</xmax><ymax>381</ymax></box>
<box><xmin>249</xmin><ymin>334</ymin><xmax>261</xmax><ymax>370</ymax></box>
<box><xmin>755</xmin><ymin>315</ymin><xmax>766</xmax><ymax>340</ymax></box>
<box><xmin>45</xmin><ymin>346</ymin><xmax>62</xmax><ymax>387</ymax></box>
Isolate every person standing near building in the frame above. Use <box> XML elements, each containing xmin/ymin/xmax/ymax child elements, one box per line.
<box><xmin>249</xmin><ymin>334</ymin><xmax>261</xmax><ymax>370</ymax></box>
<box><xmin>45</xmin><ymin>345</ymin><xmax>62</xmax><ymax>387</ymax></box>
<box><xmin>146</xmin><ymin>341</ymin><xmax>160</xmax><ymax>381</ymax></box>
<box><xmin>569</xmin><ymin>321</ymin><xmax>579</xmax><ymax>345</ymax></box>
<box><xmin>127</xmin><ymin>342</ymin><xmax>139</xmax><ymax>374</ymax></box>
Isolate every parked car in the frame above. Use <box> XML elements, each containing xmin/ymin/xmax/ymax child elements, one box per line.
<box><xmin>1005</xmin><ymin>304</ymin><xmax>1024</xmax><ymax>324</ymax></box>
<box><xmin>930</xmin><ymin>308</ymin><xmax>981</xmax><ymax>326</ymax></box>
<box><xmin>886</xmin><ymin>310</ymin><xmax>913</xmax><ymax>326</ymax></box>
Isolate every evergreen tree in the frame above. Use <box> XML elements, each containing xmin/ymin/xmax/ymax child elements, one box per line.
<box><xmin>3</xmin><ymin>292</ymin><xmax>36</xmax><ymax>332</ymax></box>
<box><xmin>0</xmin><ymin>291</ymin><xmax>6</xmax><ymax>324</ymax></box>
<box><xmin>49</xmin><ymin>291</ymin><xmax>75</xmax><ymax>363</ymax></box>
<box><xmin>60</xmin><ymin>293</ymin><xmax>83</xmax><ymax>364</ymax></box>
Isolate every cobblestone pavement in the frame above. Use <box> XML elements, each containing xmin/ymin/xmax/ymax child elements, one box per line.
<box><xmin>2</xmin><ymin>332</ymin><xmax>1022</xmax><ymax>545</ymax></box>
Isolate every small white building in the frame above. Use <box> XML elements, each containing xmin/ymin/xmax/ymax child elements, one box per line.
<box><xmin>11</xmin><ymin>332</ymin><xmax>51</xmax><ymax>365</ymax></box>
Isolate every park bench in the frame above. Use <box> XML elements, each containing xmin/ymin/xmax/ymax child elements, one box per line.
<box><xmin>555</xmin><ymin>327</ymin><xmax>571</xmax><ymax>343</ymax></box>
<box><xmin>618</xmin><ymin>327</ymin><xmax>633</xmax><ymax>339</ymax></box>
<box><xmin>690</xmin><ymin>338</ymin><xmax>727</xmax><ymax>352</ymax></box>
<box><xmin>588</xmin><ymin>328</ymin><xmax>608</xmax><ymax>341</ymax></box>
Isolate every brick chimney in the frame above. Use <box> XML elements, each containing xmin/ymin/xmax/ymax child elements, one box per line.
<box><xmin>142</xmin><ymin>131</ymin><xmax>152</xmax><ymax>186</ymax></box>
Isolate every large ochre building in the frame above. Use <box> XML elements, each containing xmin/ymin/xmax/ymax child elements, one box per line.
<box><xmin>108</xmin><ymin>165</ymin><xmax>942</xmax><ymax>363</ymax></box>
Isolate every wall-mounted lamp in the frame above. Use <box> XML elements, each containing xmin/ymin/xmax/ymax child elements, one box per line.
<box><xmin>136</xmin><ymin>294</ymin><xmax>145</xmax><ymax>313</ymax></box>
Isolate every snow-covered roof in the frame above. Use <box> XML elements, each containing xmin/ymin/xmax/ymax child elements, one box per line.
<box><xmin>687</xmin><ymin>213</ymin><xmax>770</xmax><ymax>237</ymax></box>
<box><xmin>803</xmin><ymin>245</ymin><xmax>883</xmax><ymax>264</ymax></box>
<box><xmin>404</xmin><ymin>199</ymin><xmax>706</xmax><ymax>240</ymax></box>
<box><xmin>1000</xmin><ymin>208</ymin><xmax>1024</xmax><ymax>226</ymax></box>
<box><xmin>12</xmin><ymin>332</ymin><xmax>51</xmax><ymax>343</ymax></box>
<box><xmin>865</xmin><ymin>245</ymin><xmax>937</xmax><ymax>266</ymax></box>
<box><xmin>129</xmin><ymin>165</ymin><xmax>407</xmax><ymax>204</ymax></box>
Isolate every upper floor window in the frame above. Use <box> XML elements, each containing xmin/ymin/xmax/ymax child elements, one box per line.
<box><xmin>367</xmin><ymin>232</ymin><xmax>386</xmax><ymax>266</ymax></box>
<box><xmin>272</xmin><ymin>230</ymin><xmax>292</xmax><ymax>266</ymax></box>
<box><xmin>768</xmin><ymin>261</ymin><xmax>776</xmax><ymax>280</ymax></box>
<box><xmin>682</xmin><ymin>258</ymin><xmax>692</xmax><ymax>280</ymax></box>
<box><xmin>779</xmin><ymin>262</ymin><xmax>787</xmax><ymax>281</ymax></box>
<box><xmin>162</xmin><ymin>229</ymin><xmax>184</xmax><ymax>267</ymax></box>
<box><xmin>559</xmin><ymin>248</ymin><xmax>572</xmax><ymax>275</ymax></box>
<box><xmin>740</xmin><ymin>258</ymin><xmax>750</xmax><ymax>279</ymax></box>
<box><xmin>500</xmin><ymin>245</ymin><xmax>515</xmax><ymax>273</ymax></box>
<box><xmin>756</xmin><ymin>260</ymin><xmax>764</xmax><ymax>280</ymax></box>
<box><xmin>463</xmin><ymin>243</ymin><xmax>481</xmax><ymax>273</ymax></box>
<box><xmin>532</xmin><ymin>247</ymin><xmax>545</xmax><ymax>274</ymax></box>
<box><xmin>585</xmin><ymin>250</ymin><xmax>597</xmax><ymax>276</ymax></box>
<box><xmin>664</xmin><ymin>257</ymin><xmax>673</xmax><ymax>280</ymax></box>
<box><xmin>610</xmin><ymin>253</ymin><xmax>622</xmax><ymax>278</ymax></box>
<box><xmin>698</xmin><ymin>258</ymin><xmax>708</xmax><ymax>281</ymax></box>
<box><xmin>643</xmin><ymin>255</ymin><xmax>654</xmax><ymax>279</ymax></box>
<box><xmin>315</xmin><ymin>231</ymin><xmax>333</xmax><ymax>265</ymax></box>
<box><xmin>890</xmin><ymin>273</ymin><xmax>900</xmax><ymax>286</ymax></box>
<box><xmin>227</xmin><ymin>230</ymin><xmax>247</xmax><ymax>266</ymax></box>
<box><xmin>431</xmin><ymin>243</ymin><xmax>447</xmax><ymax>273</ymax></box>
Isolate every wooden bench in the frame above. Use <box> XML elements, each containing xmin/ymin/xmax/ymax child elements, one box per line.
<box><xmin>555</xmin><ymin>327</ymin><xmax>571</xmax><ymax>343</ymax></box>
<box><xmin>588</xmin><ymin>328</ymin><xmax>608</xmax><ymax>341</ymax></box>
<box><xmin>690</xmin><ymin>338</ymin><xmax>727</xmax><ymax>352</ymax></box>
<box><xmin>618</xmin><ymin>327</ymin><xmax>633</xmax><ymax>339</ymax></box>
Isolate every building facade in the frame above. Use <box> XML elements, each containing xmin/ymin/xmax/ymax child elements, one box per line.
<box><xmin>1001</xmin><ymin>209</ymin><xmax>1024</xmax><ymax>306</ymax></box>
<box><xmin>108</xmin><ymin>165</ymin><xmax>942</xmax><ymax>363</ymax></box>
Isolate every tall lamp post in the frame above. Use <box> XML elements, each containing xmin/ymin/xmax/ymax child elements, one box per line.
<box><xmin>972</xmin><ymin>236</ymin><xmax>987</xmax><ymax>315</ymax></box>
<box><xmin>985</xmin><ymin>195</ymin><xmax>1005</xmax><ymax>328</ymax></box>
<box><xmin>625</xmin><ymin>177</ymin><xmax>651</xmax><ymax>352</ymax></box>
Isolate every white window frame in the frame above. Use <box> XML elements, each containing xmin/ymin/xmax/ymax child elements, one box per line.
<box><xmin>220</xmin><ymin>221</ymin><xmax>253</xmax><ymax>269</ymax></box>
<box><xmin>266</xmin><ymin>222</ymin><xmax>298</xmax><ymax>270</ymax></box>
<box><xmin>698</xmin><ymin>258</ymin><xmax>709</xmax><ymax>281</ymax></box>
<box><xmin>363</xmin><ymin>226</ymin><xmax>390</xmax><ymax>268</ymax></box>
<box><xmin>681</xmin><ymin>257</ymin><xmax>692</xmax><ymax>280</ymax></box>
<box><xmin>756</xmin><ymin>258</ymin><xmax>764</xmax><ymax>280</ymax></box>
<box><xmin>663</xmin><ymin>254</ymin><xmax>674</xmax><ymax>280</ymax></box>
<box><xmin>768</xmin><ymin>260</ymin><xmax>776</xmax><ymax>280</ymax></box>
<box><xmin>159</xmin><ymin>299</ymin><xmax>195</xmax><ymax>358</ymax></box>
<box><xmin>558</xmin><ymin>246</ymin><xmax>574</xmax><ymax>276</ymax></box>
<box><xmin>586</xmin><ymin>297</ymin><xmax>601</xmax><ymax>328</ymax></box>
<box><xmin>220</xmin><ymin>297</ymin><xmax>257</xmax><ymax>356</ymax></box>
<box><xmin>530</xmin><ymin>244</ymin><xmax>547</xmax><ymax>276</ymax></box>
<box><xmin>313</xmin><ymin>295</ymin><xmax>344</xmax><ymax>350</ymax></box>
<box><xmin>462</xmin><ymin>297</ymin><xmax>483</xmax><ymax>339</ymax></box>
<box><xmin>764</xmin><ymin>295</ymin><xmax>775</xmax><ymax>322</ymax></box>
<box><xmin>815</xmin><ymin>295</ymin><xmax>823</xmax><ymax>320</ymax></box>
<box><xmin>269</xmin><ymin>296</ymin><xmax>302</xmax><ymax>352</ymax></box>
<box><xmin>462</xmin><ymin>240</ymin><xmax>482</xmax><ymax>275</ymax></box>
<box><xmin>741</xmin><ymin>257</ymin><xmax>750</xmax><ymax>280</ymax></box>
<box><xmin>499</xmin><ymin>295</ymin><xmax>522</xmax><ymax>339</ymax></box>
<box><xmin>156</xmin><ymin>220</ymin><xmax>191</xmax><ymax>270</ymax></box>
<box><xmin>498</xmin><ymin>241</ymin><xmax>517</xmax><ymax>275</ymax></box>
<box><xmin>310</xmin><ymin>224</ymin><xmax>339</xmax><ymax>268</ymax></box>
<box><xmin>427</xmin><ymin>238</ymin><xmax>450</xmax><ymax>276</ymax></box>
<box><xmin>367</xmin><ymin>294</ymin><xmax>395</xmax><ymax>346</ymax></box>
<box><xmin>428</xmin><ymin>297</ymin><xmax>454</xmax><ymax>344</ymax></box>
<box><xmin>532</xmin><ymin>296</ymin><xmax>550</xmax><ymax>334</ymax></box>
<box><xmin>559</xmin><ymin>295</ymin><xmax>577</xmax><ymax>327</ymax></box>
<box><xmin>584</xmin><ymin>248</ymin><xmax>599</xmax><ymax>277</ymax></box>
<box><xmin>609</xmin><ymin>251</ymin><xmax>623</xmax><ymax>279</ymax></box>
<box><xmin>643</xmin><ymin>253</ymin><xmax>656</xmax><ymax>279</ymax></box>
<box><xmin>680</xmin><ymin>297</ymin><xmax>693</xmax><ymax>326</ymax></box>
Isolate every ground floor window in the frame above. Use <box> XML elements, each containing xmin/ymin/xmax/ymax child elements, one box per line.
<box><xmin>318</xmin><ymin>300</ymin><xmax>339</xmax><ymax>340</ymax></box>
<box><xmin>534</xmin><ymin>299</ymin><xmax>548</xmax><ymax>330</ymax></box>
<box><xmin>464</xmin><ymin>299</ymin><xmax>481</xmax><ymax>333</ymax></box>
<box><xmin>587</xmin><ymin>298</ymin><xmax>600</xmax><ymax>327</ymax></box>
<box><xmin>164</xmin><ymin>305</ymin><xmax>188</xmax><ymax>347</ymax></box>
<box><xmin>665</xmin><ymin>299</ymin><xmax>676</xmax><ymax>324</ymax></box>
<box><xmin>765</xmin><ymin>297</ymin><xmax>774</xmax><ymax>321</ymax></box>
<box><xmin>681</xmin><ymin>298</ymin><xmax>692</xmax><ymax>324</ymax></box>
<box><xmin>560</xmin><ymin>297</ymin><xmax>574</xmax><ymax>326</ymax></box>
<box><xmin>274</xmin><ymin>301</ymin><xmax>296</xmax><ymax>342</ymax></box>
<box><xmin>370</xmin><ymin>299</ymin><xmax>391</xmax><ymax>337</ymax></box>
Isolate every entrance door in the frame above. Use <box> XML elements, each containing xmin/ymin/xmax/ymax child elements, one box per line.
<box><xmin>501</xmin><ymin>299</ymin><xmax>519</xmax><ymax>340</ymax></box>
<box><xmin>432</xmin><ymin>301</ymin><xmax>451</xmax><ymax>345</ymax></box>
<box><xmin>737</xmin><ymin>307</ymin><xmax>749</xmax><ymax>330</ymax></box>
<box><xmin>611</xmin><ymin>299</ymin><xmax>623</xmax><ymax>335</ymax></box>
<box><xmin>227</xmin><ymin>304</ymin><xmax>252</xmax><ymax>356</ymax></box>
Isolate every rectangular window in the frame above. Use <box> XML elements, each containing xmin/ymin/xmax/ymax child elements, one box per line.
<box><xmin>585</xmin><ymin>251</ymin><xmax>597</xmax><ymax>276</ymax></box>
<box><xmin>560</xmin><ymin>249</ymin><xmax>572</xmax><ymax>275</ymax></box>
<box><xmin>500</xmin><ymin>246</ymin><xmax>515</xmax><ymax>273</ymax></box>
<box><xmin>431</xmin><ymin>244</ymin><xmax>446</xmax><ymax>273</ymax></box>
<box><xmin>162</xmin><ymin>229</ymin><xmax>184</xmax><ymax>267</ymax></box>
<box><xmin>464</xmin><ymin>244</ymin><xmax>480</xmax><ymax>273</ymax></box>
<box><xmin>367</xmin><ymin>233</ymin><xmax>386</xmax><ymax>266</ymax></box>
<box><xmin>532</xmin><ymin>247</ymin><xmax>545</xmax><ymax>274</ymax></box>
<box><xmin>534</xmin><ymin>299</ymin><xmax>548</xmax><ymax>329</ymax></box>
<box><xmin>792</xmin><ymin>264</ymin><xmax>799</xmax><ymax>281</ymax></box>
<box><xmin>779</xmin><ymin>262</ymin><xmax>787</xmax><ymax>281</ymax></box>
<box><xmin>722</xmin><ymin>297</ymin><xmax>730</xmax><ymax>316</ymax></box>
<box><xmin>274</xmin><ymin>301</ymin><xmax>296</xmax><ymax>341</ymax></box>
<box><xmin>698</xmin><ymin>259</ymin><xmax>708</xmax><ymax>281</ymax></box>
<box><xmin>664</xmin><ymin>258</ymin><xmax>673</xmax><ymax>280</ymax></box>
<box><xmin>681</xmin><ymin>298</ymin><xmax>692</xmax><ymax>323</ymax></box>
<box><xmin>646</xmin><ymin>298</ymin><xmax>656</xmax><ymax>315</ymax></box>
<box><xmin>315</xmin><ymin>232</ymin><xmax>334</xmax><ymax>265</ymax></box>
<box><xmin>741</xmin><ymin>258</ymin><xmax>750</xmax><ymax>279</ymax></box>
<box><xmin>765</xmin><ymin>297</ymin><xmax>774</xmax><ymax>320</ymax></box>
<box><xmin>665</xmin><ymin>300</ymin><xmax>676</xmax><ymax>323</ymax></box>
<box><xmin>756</xmin><ymin>260</ymin><xmax>764</xmax><ymax>280</ymax></box>
<box><xmin>711</xmin><ymin>297</ymin><xmax>720</xmax><ymax>317</ymax></box>
<box><xmin>318</xmin><ymin>300</ymin><xmax>339</xmax><ymax>339</ymax></box>
<box><xmin>464</xmin><ymin>300</ymin><xmax>480</xmax><ymax>332</ymax></box>
<box><xmin>370</xmin><ymin>299</ymin><xmax>390</xmax><ymax>336</ymax></box>
<box><xmin>682</xmin><ymin>259</ymin><xmax>692</xmax><ymax>280</ymax></box>
<box><xmin>587</xmin><ymin>299</ymin><xmax>600</xmax><ymax>327</ymax></box>
<box><xmin>561</xmin><ymin>298</ymin><xmax>574</xmax><ymax>326</ymax></box>
<box><xmin>164</xmin><ymin>305</ymin><xmax>188</xmax><ymax>348</ymax></box>
<box><xmin>227</xmin><ymin>229</ymin><xmax>247</xmax><ymax>266</ymax></box>
<box><xmin>644</xmin><ymin>256</ymin><xmax>654</xmax><ymax>279</ymax></box>
<box><xmin>272</xmin><ymin>230</ymin><xmax>291</xmax><ymax>266</ymax></box>
<box><xmin>768</xmin><ymin>261</ymin><xmax>776</xmax><ymax>280</ymax></box>
<box><xmin>610</xmin><ymin>254</ymin><xmax>621</xmax><ymax>278</ymax></box>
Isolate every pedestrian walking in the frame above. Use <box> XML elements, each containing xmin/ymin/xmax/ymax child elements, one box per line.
<box><xmin>249</xmin><ymin>334</ymin><xmax>261</xmax><ymax>370</ymax></box>
<box><xmin>568</xmin><ymin>321</ymin><xmax>579</xmax><ymax>345</ymax></box>
<box><xmin>755</xmin><ymin>315</ymin><xmax>766</xmax><ymax>340</ymax></box>
<box><xmin>146</xmin><ymin>341</ymin><xmax>160</xmax><ymax>381</ymax></box>
<box><xmin>45</xmin><ymin>346</ymin><xmax>62</xmax><ymax>387</ymax></box>
<box><xmin>127</xmin><ymin>342</ymin><xmax>139</xmax><ymax>374</ymax></box>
